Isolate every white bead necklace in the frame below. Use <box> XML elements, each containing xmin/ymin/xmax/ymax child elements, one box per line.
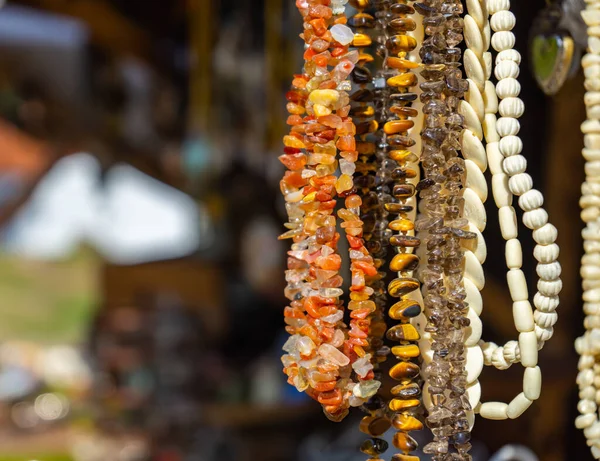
<box><xmin>458</xmin><ymin>0</ymin><xmax>563</xmax><ymax>422</ymax></box>
<box><xmin>576</xmin><ymin>0</ymin><xmax>600</xmax><ymax>457</ymax></box>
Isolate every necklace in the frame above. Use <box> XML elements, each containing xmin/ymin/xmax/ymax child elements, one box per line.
<box><xmin>576</xmin><ymin>0</ymin><xmax>600</xmax><ymax>457</ymax></box>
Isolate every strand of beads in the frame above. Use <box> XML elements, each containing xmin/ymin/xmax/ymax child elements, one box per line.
<box><xmin>345</xmin><ymin>3</ymin><xmax>394</xmax><ymax>457</ymax></box>
<box><xmin>415</xmin><ymin>0</ymin><xmax>475</xmax><ymax>459</ymax></box>
<box><xmin>576</xmin><ymin>0</ymin><xmax>600</xmax><ymax>457</ymax></box>
<box><xmin>281</xmin><ymin>0</ymin><xmax>377</xmax><ymax>422</ymax></box>
<box><xmin>472</xmin><ymin>0</ymin><xmax>561</xmax><ymax>421</ymax></box>
<box><xmin>372</xmin><ymin>2</ymin><xmax>427</xmax><ymax>461</ymax></box>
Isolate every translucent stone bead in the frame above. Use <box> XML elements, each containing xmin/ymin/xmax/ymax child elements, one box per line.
<box><xmin>331</xmin><ymin>24</ymin><xmax>354</xmax><ymax>45</ymax></box>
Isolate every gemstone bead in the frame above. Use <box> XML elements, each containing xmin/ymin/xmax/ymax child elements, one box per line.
<box><xmin>386</xmin><ymin>324</ymin><xmax>420</xmax><ymax>342</ymax></box>
<box><xmin>391</xmin><ymin>344</ymin><xmax>421</xmax><ymax>360</ymax></box>
<box><xmin>392</xmin><ymin>413</ymin><xmax>424</xmax><ymax>432</ymax></box>
<box><xmin>389</xmin><ymin>361</ymin><xmax>420</xmax><ymax>380</ymax></box>
<box><xmin>389</xmin><ymin>219</ymin><xmax>416</xmax><ymax>233</ymax></box>
<box><xmin>386</xmin><ymin>35</ymin><xmax>418</xmax><ymax>54</ymax></box>
<box><xmin>360</xmin><ymin>438</ymin><xmax>389</xmax><ymax>456</ymax></box>
<box><xmin>359</xmin><ymin>416</ymin><xmax>392</xmax><ymax>437</ymax></box>
<box><xmin>389</xmin><ymin>399</ymin><xmax>421</xmax><ymax>411</ymax></box>
<box><xmin>393</xmin><ymin>432</ymin><xmax>419</xmax><ymax>452</ymax></box>
<box><xmin>384</xmin><ymin>120</ymin><xmax>415</xmax><ymax>135</ymax></box>
<box><xmin>388</xmin><ymin>299</ymin><xmax>422</xmax><ymax>320</ymax></box>
<box><xmin>391</xmin><ymin>382</ymin><xmax>422</xmax><ymax>399</ymax></box>
<box><xmin>388</xmin><ymin>278</ymin><xmax>420</xmax><ymax>297</ymax></box>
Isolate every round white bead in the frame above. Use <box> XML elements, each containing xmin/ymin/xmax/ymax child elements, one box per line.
<box><xmin>503</xmin><ymin>154</ymin><xmax>527</xmax><ymax>175</ymax></box>
<box><xmin>519</xmin><ymin>189</ymin><xmax>544</xmax><ymax>211</ymax></box>
<box><xmin>533</xmin><ymin>243</ymin><xmax>559</xmax><ymax>263</ymax></box>
<box><xmin>533</xmin><ymin>293</ymin><xmax>559</xmax><ymax>312</ymax></box>
<box><xmin>496</xmin><ymin>49</ymin><xmax>522</xmax><ymax>65</ymax></box>
<box><xmin>499</xmin><ymin>97</ymin><xmax>525</xmax><ymax>118</ymax></box>
<box><xmin>538</xmin><ymin>279</ymin><xmax>563</xmax><ymax>297</ymax></box>
<box><xmin>495</xmin><ymin>60</ymin><xmax>520</xmax><ymax>80</ymax></box>
<box><xmin>536</xmin><ymin>261</ymin><xmax>562</xmax><ymax>281</ymax></box>
<box><xmin>532</xmin><ymin>223</ymin><xmax>558</xmax><ymax>245</ymax></box>
<box><xmin>522</xmin><ymin>208</ymin><xmax>549</xmax><ymax>230</ymax></box>
<box><xmin>495</xmin><ymin>77</ymin><xmax>521</xmax><ymax>99</ymax></box>
<box><xmin>496</xmin><ymin>117</ymin><xmax>521</xmax><ymax>137</ymax></box>
<box><xmin>499</xmin><ymin>135</ymin><xmax>523</xmax><ymax>156</ymax></box>
<box><xmin>508</xmin><ymin>173</ymin><xmax>534</xmax><ymax>195</ymax></box>
<box><xmin>491</xmin><ymin>11</ymin><xmax>516</xmax><ymax>32</ymax></box>
<box><xmin>488</xmin><ymin>0</ymin><xmax>511</xmax><ymax>15</ymax></box>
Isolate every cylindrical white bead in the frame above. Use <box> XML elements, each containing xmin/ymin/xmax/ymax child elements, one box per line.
<box><xmin>523</xmin><ymin>366</ymin><xmax>542</xmax><ymax>400</ymax></box>
<box><xmin>507</xmin><ymin>269</ymin><xmax>528</xmax><ymax>302</ymax></box>
<box><xmin>519</xmin><ymin>331</ymin><xmax>539</xmax><ymax>367</ymax></box>
<box><xmin>479</xmin><ymin>401</ymin><xmax>509</xmax><ymax>420</ymax></box>
<box><xmin>499</xmin><ymin>206</ymin><xmax>518</xmax><ymax>239</ymax></box>
<box><xmin>505</xmin><ymin>238</ymin><xmax>523</xmax><ymax>269</ymax></box>
<box><xmin>492</xmin><ymin>173</ymin><xmax>513</xmax><ymax>207</ymax></box>
<box><xmin>507</xmin><ymin>393</ymin><xmax>533</xmax><ymax>419</ymax></box>
<box><xmin>513</xmin><ymin>300</ymin><xmax>535</xmax><ymax>332</ymax></box>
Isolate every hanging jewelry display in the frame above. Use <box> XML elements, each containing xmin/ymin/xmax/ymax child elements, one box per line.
<box><xmin>576</xmin><ymin>0</ymin><xmax>600</xmax><ymax>458</ymax></box>
<box><xmin>280</xmin><ymin>0</ymin><xmax>563</xmax><ymax>456</ymax></box>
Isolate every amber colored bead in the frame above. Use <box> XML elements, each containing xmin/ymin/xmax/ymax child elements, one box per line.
<box><xmin>390</xmin><ymin>93</ymin><xmax>418</xmax><ymax>104</ymax></box>
<box><xmin>391</xmin><ymin>456</ymin><xmax>421</xmax><ymax>461</ymax></box>
<box><xmin>386</xmin><ymin>323</ymin><xmax>420</xmax><ymax>342</ymax></box>
<box><xmin>353</xmin><ymin>33</ymin><xmax>372</xmax><ymax>47</ymax></box>
<box><xmin>388</xmin><ymin>150</ymin><xmax>418</xmax><ymax>164</ymax></box>
<box><xmin>389</xmin><ymin>219</ymin><xmax>415</xmax><ymax>233</ymax></box>
<box><xmin>359</xmin><ymin>416</ymin><xmax>392</xmax><ymax>437</ymax></box>
<box><xmin>391</xmin><ymin>344</ymin><xmax>421</xmax><ymax>360</ymax></box>
<box><xmin>387</xmin><ymin>57</ymin><xmax>420</xmax><ymax>70</ymax></box>
<box><xmin>384</xmin><ymin>120</ymin><xmax>415</xmax><ymax>135</ymax></box>
<box><xmin>387</xmin><ymin>73</ymin><xmax>418</xmax><ymax>89</ymax></box>
<box><xmin>386</xmin><ymin>35</ymin><xmax>417</xmax><ymax>54</ymax></box>
<box><xmin>392</xmin><ymin>413</ymin><xmax>424</xmax><ymax>432</ymax></box>
<box><xmin>390</xmin><ymin>105</ymin><xmax>419</xmax><ymax>118</ymax></box>
<box><xmin>388</xmin><ymin>278</ymin><xmax>419</xmax><ymax>297</ymax></box>
<box><xmin>389</xmin><ymin>398</ymin><xmax>420</xmax><ymax>411</ymax></box>
<box><xmin>389</xmin><ymin>361</ymin><xmax>420</xmax><ymax>381</ymax></box>
<box><xmin>360</xmin><ymin>438</ymin><xmax>388</xmax><ymax>456</ymax></box>
<box><xmin>390</xmin><ymin>235</ymin><xmax>421</xmax><ymax>248</ymax></box>
<box><xmin>349</xmin><ymin>13</ymin><xmax>375</xmax><ymax>29</ymax></box>
<box><xmin>351</xmin><ymin>105</ymin><xmax>375</xmax><ymax>118</ymax></box>
<box><xmin>392</xmin><ymin>167</ymin><xmax>418</xmax><ymax>180</ymax></box>
<box><xmin>389</xmin><ymin>253</ymin><xmax>419</xmax><ymax>272</ymax></box>
<box><xmin>392</xmin><ymin>432</ymin><xmax>419</xmax><ymax>453</ymax></box>
<box><xmin>388</xmin><ymin>299</ymin><xmax>422</xmax><ymax>320</ymax></box>
<box><xmin>393</xmin><ymin>184</ymin><xmax>416</xmax><ymax>199</ymax></box>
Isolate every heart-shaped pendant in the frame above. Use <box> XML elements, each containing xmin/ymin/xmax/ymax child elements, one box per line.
<box><xmin>531</xmin><ymin>32</ymin><xmax>575</xmax><ymax>95</ymax></box>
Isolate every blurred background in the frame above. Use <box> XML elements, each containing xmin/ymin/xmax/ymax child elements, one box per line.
<box><xmin>0</xmin><ymin>0</ymin><xmax>590</xmax><ymax>460</ymax></box>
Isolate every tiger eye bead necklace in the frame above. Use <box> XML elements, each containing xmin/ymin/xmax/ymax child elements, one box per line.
<box><xmin>576</xmin><ymin>0</ymin><xmax>600</xmax><ymax>457</ymax></box>
<box><xmin>373</xmin><ymin>1</ymin><xmax>427</xmax><ymax>461</ymax></box>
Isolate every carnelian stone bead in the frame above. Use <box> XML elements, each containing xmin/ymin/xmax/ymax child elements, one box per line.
<box><xmin>392</xmin><ymin>413</ymin><xmax>424</xmax><ymax>432</ymax></box>
<box><xmin>392</xmin><ymin>432</ymin><xmax>419</xmax><ymax>453</ymax></box>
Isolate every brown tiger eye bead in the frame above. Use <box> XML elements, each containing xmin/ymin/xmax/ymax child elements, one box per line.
<box><xmin>351</xmin><ymin>105</ymin><xmax>376</xmax><ymax>118</ymax></box>
<box><xmin>389</xmin><ymin>235</ymin><xmax>421</xmax><ymax>248</ymax></box>
<box><xmin>389</xmin><ymin>361</ymin><xmax>420</xmax><ymax>380</ymax></box>
<box><xmin>356</xmin><ymin>120</ymin><xmax>379</xmax><ymax>135</ymax></box>
<box><xmin>388</xmin><ymin>299</ymin><xmax>422</xmax><ymax>320</ymax></box>
<box><xmin>388</xmin><ymin>135</ymin><xmax>416</xmax><ymax>147</ymax></box>
<box><xmin>349</xmin><ymin>13</ymin><xmax>375</xmax><ymax>29</ymax></box>
<box><xmin>359</xmin><ymin>416</ymin><xmax>392</xmax><ymax>437</ymax></box>
<box><xmin>349</xmin><ymin>0</ymin><xmax>371</xmax><ymax>9</ymax></box>
<box><xmin>357</xmin><ymin>141</ymin><xmax>376</xmax><ymax>155</ymax></box>
<box><xmin>387</xmin><ymin>57</ymin><xmax>420</xmax><ymax>70</ymax></box>
<box><xmin>384</xmin><ymin>120</ymin><xmax>415</xmax><ymax>135</ymax></box>
<box><xmin>350</xmin><ymin>88</ymin><xmax>374</xmax><ymax>102</ymax></box>
<box><xmin>389</xmin><ymin>219</ymin><xmax>416</xmax><ymax>233</ymax></box>
<box><xmin>389</xmin><ymin>17</ymin><xmax>417</xmax><ymax>32</ymax></box>
<box><xmin>360</xmin><ymin>438</ymin><xmax>388</xmax><ymax>456</ymax></box>
<box><xmin>353</xmin><ymin>33</ymin><xmax>373</xmax><ymax>47</ymax></box>
<box><xmin>389</xmin><ymin>253</ymin><xmax>419</xmax><ymax>271</ymax></box>
<box><xmin>384</xmin><ymin>203</ymin><xmax>414</xmax><ymax>214</ymax></box>
<box><xmin>390</xmin><ymin>3</ymin><xmax>415</xmax><ymax>14</ymax></box>
<box><xmin>391</xmin><ymin>383</ymin><xmax>421</xmax><ymax>399</ymax></box>
<box><xmin>391</xmin><ymin>344</ymin><xmax>421</xmax><ymax>360</ymax></box>
<box><xmin>392</xmin><ymin>432</ymin><xmax>419</xmax><ymax>453</ymax></box>
<box><xmin>386</xmin><ymin>323</ymin><xmax>420</xmax><ymax>341</ymax></box>
<box><xmin>393</xmin><ymin>184</ymin><xmax>416</xmax><ymax>198</ymax></box>
<box><xmin>388</xmin><ymin>277</ymin><xmax>420</xmax><ymax>297</ymax></box>
<box><xmin>386</xmin><ymin>35</ymin><xmax>417</xmax><ymax>54</ymax></box>
<box><xmin>392</xmin><ymin>413</ymin><xmax>424</xmax><ymax>432</ymax></box>
<box><xmin>389</xmin><ymin>398</ymin><xmax>420</xmax><ymax>411</ymax></box>
<box><xmin>390</xmin><ymin>105</ymin><xmax>419</xmax><ymax>118</ymax></box>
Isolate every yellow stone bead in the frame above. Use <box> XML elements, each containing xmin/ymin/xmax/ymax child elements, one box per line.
<box><xmin>313</xmin><ymin>104</ymin><xmax>332</xmax><ymax>117</ymax></box>
<box><xmin>392</xmin><ymin>413</ymin><xmax>424</xmax><ymax>432</ymax></box>
<box><xmin>283</xmin><ymin>135</ymin><xmax>305</xmax><ymax>149</ymax></box>
<box><xmin>349</xmin><ymin>0</ymin><xmax>371</xmax><ymax>9</ymax></box>
<box><xmin>387</xmin><ymin>73</ymin><xmax>418</xmax><ymax>88</ymax></box>
<box><xmin>389</xmin><ymin>361</ymin><xmax>420</xmax><ymax>381</ymax></box>
<box><xmin>389</xmin><ymin>399</ymin><xmax>420</xmax><ymax>412</ymax></box>
<box><xmin>384</xmin><ymin>120</ymin><xmax>415</xmax><ymax>135</ymax></box>
<box><xmin>386</xmin><ymin>323</ymin><xmax>420</xmax><ymax>342</ymax></box>
<box><xmin>388</xmin><ymin>277</ymin><xmax>420</xmax><ymax>297</ymax></box>
<box><xmin>387</xmin><ymin>35</ymin><xmax>417</xmax><ymax>54</ymax></box>
<box><xmin>309</xmin><ymin>89</ymin><xmax>340</xmax><ymax>107</ymax></box>
<box><xmin>391</xmin><ymin>345</ymin><xmax>421</xmax><ymax>360</ymax></box>
<box><xmin>389</xmin><ymin>253</ymin><xmax>419</xmax><ymax>272</ymax></box>
<box><xmin>303</xmin><ymin>191</ymin><xmax>317</xmax><ymax>203</ymax></box>
<box><xmin>387</xmin><ymin>57</ymin><xmax>421</xmax><ymax>70</ymax></box>
<box><xmin>392</xmin><ymin>432</ymin><xmax>419</xmax><ymax>453</ymax></box>
<box><xmin>358</xmin><ymin>52</ymin><xmax>375</xmax><ymax>64</ymax></box>
<box><xmin>389</xmin><ymin>219</ymin><xmax>415</xmax><ymax>232</ymax></box>
<box><xmin>353</xmin><ymin>33</ymin><xmax>372</xmax><ymax>47</ymax></box>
